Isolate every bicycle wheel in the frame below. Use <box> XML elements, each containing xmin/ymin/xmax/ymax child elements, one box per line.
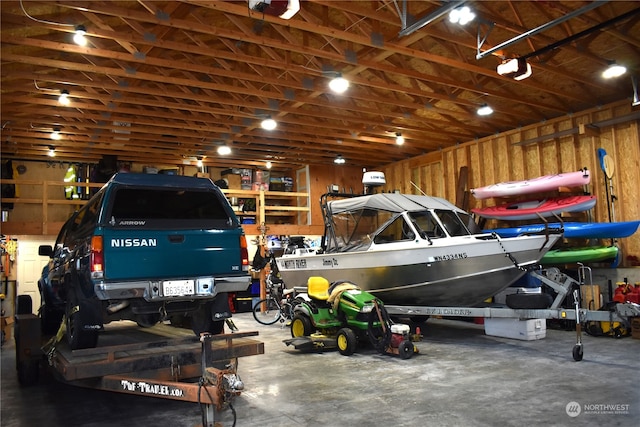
<box><xmin>252</xmin><ymin>298</ymin><xmax>282</xmax><ymax>325</ymax></box>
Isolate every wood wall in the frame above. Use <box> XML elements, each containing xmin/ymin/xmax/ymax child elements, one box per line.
<box><xmin>381</xmin><ymin>100</ymin><xmax>640</xmax><ymax>268</ymax></box>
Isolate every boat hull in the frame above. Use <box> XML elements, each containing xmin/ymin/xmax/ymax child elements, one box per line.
<box><xmin>277</xmin><ymin>234</ymin><xmax>560</xmax><ymax>306</ymax></box>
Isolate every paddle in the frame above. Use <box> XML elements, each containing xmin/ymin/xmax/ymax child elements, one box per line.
<box><xmin>596</xmin><ymin>148</ymin><xmax>616</xmax><ymax>222</ymax></box>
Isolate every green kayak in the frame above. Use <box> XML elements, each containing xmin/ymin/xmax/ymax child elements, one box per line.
<box><xmin>541</xmin><ymin>246</ymin><xmax>619</xmax><ymax>265</ymax></box>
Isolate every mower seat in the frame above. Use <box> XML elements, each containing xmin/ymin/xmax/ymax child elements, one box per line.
<box><xmin>307</xmin><ymin>276</ymin><xmax>330</xmax><ymax>301</ymax></box>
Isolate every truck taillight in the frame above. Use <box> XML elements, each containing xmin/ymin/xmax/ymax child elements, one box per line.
<box><xmin>91</xmin><ymin>236</ymin><xmax>104</xmax><ymax>273</ymax></box>
<box><xmin>240</xmin><ymin>235</ymin><xmax>249</xmax><ymax>271</ymax></box>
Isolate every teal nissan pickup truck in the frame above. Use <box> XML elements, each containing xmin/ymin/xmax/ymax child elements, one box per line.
<box><xmin>38</xmin><ymin>173</ymin><xmax>250</xmax><ymax>349</ymax></box>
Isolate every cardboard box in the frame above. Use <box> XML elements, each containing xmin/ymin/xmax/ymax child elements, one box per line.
<box><xmin>484</xmin><ymin>318</ymin><xmax>546</xmax><ymax>341</ymax></box>
<box><xmin>1</xmin><ymin>316</ymin><xmax>14</xmax><ymax>341</ymax></box>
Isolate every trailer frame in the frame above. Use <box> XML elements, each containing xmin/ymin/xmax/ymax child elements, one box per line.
<box><xmin>14</xmin><ymin>314</ymin><xmax>264</xmax><ymax>427</ymax></box>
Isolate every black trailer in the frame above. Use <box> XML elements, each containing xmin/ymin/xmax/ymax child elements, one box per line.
<box><xmin>14</xmin><ymin>306</ymin><xmax>264</xmax><ymax>427</ymax></box>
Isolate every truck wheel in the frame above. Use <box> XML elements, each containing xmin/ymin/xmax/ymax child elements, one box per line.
<box><xmin>65</xmin><ymin>288</ymin><xmax>98</xmax><ymax>350</ymax></box>
<box><xmin>291</xmin><ymin>314</ymin><xmax>314</xmax><ymax>338</ymax></box>
<box><xmin>337</xmin><ymin>328</ymin><xmax>357</xmax><ymax>356</ymax></box>
<box><xmin>17</xmin><ymin>360</ymin><xmax>40</xmax><ymax>387</ymax></box>
<box><xmin>16</xmin><ymin>295</ymin><xmax>32</xmax><ymax>315</ymax></box>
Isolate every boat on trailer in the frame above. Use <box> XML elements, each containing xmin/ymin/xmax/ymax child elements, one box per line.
<box><xmin>276</xmin><ymin>192</ymin><xmax>563</xmax><ymax>307</ymax></box>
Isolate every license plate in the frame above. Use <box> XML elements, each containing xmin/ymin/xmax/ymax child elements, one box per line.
<box><xmin>163</xmin><ymin>280</ymin><xmax>195</xmax><ymax>297</ymax></box>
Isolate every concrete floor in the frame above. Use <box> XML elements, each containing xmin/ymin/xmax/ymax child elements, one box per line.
<box><xmin>1</xmin><ymin>312</ymin><xmax>639</xmax><ymax>427</ymax></box>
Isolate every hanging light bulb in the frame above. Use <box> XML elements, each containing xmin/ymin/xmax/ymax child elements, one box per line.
<box><xmin>73</xmin><ymin>25</ymin><xmax>88</xmax><ymax>46</ymax></box>
<box><xmin>395</xmin><ymin>132</ymin><xmax>405</xmax><ymax>145</ymax></box>
<box><xmin>196</xmin><ymin>157</ymin><xmax>203</xmax><ymax>168</ymax></box>
<box><xmin>58</xmin><ymin>89</ymin><xmax>70</xmax><ymax>105</ymax></box>
<box><xmin>265</xmin><ymin>161</ymin><xmax>272</xmax><ymax>169</ymax></box>
<box><xmin>217</xmin><ymin>146</ymin><xmax>231</xmax><ymax>155</ymax></box>
<box><xmin>334</xmin><ymin>155</ymin><xmax>346</xmax><ymax>164</ymax></box>
<box><xmin>261</xmin><ymin>117</ymin><xmax>277</xmax><ymax>130</ymax></box>
<box><xmin>47</xmin><ymin>146</ymin><xmax>56</xmax><ymax>157</ymax></box>
<box><xmin>329</xmin><ymin>74</ymin><xmax>349</xmax><ymax>94</ymax></box>
<box><xmin>449</xmin><ymin>6</ymin><xmax>476</xmax><ymax>25</ymax></box>
<box><xmin>602</xmin><ymin>62</ymin><xmax>627</xmax><ymax>79</ymax></box>
<box><xmin>50</xmin><ymin>128</ymin><xmax>62</xmax><ymax>140</ymax></box>
<box><xmin>477</xmin><ymin>104</ymin><xmax>494</xmax><ymax>116</ymax></box>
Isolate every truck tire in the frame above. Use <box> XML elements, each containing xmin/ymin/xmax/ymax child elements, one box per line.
<box><xmin>16</xmin><ymin>295</ymin><xmax>32</xmax><ymax>315</ymax></box>
<box><xmin>65</xmin><ymin>288</ymin><xmax>98</xmax><ymax>350</ymax></box>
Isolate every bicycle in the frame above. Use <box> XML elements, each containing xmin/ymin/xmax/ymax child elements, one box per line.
<box><xmin>252</xmin><ymin>252</ymin><xmax>304</xmax><ymax>326</ymax></box>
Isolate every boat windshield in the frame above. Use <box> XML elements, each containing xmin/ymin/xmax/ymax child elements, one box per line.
<box><xmin>409</xmin><ymin>210</ymin><xmax>481</xmax><ymax>238</ymax></box>
<box><xmin>326</xmin><ymin>208</ymin><xmax>394</xmax><ymax>252</ymax></box>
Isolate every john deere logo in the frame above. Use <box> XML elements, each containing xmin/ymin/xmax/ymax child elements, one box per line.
<box><xmin>566</xmin><ymin>401</ymin><xmax>581</xmax><ymax>417</ymax></box>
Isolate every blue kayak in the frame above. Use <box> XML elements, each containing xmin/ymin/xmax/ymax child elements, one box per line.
<box><xmin>485</xmin><ymin>220</ymin><xmax>640</xmax><ymax>239</ymax></box>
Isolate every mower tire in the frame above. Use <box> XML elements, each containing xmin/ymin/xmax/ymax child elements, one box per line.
<box><xmin>291</xmin><ymin>314</ymin><xmax>314</xmax><ymax>338</ymax></box>
<box><xmin>337</xmin><ymin>328</ymin><xmax>357</xmax><ymax>356</ymax></box>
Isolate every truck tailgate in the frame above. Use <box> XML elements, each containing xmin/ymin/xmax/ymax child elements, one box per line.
<box><xmin>101</xmin><ymin>229</ymin><xmax>244</xmax><ymax>280</ymax></box>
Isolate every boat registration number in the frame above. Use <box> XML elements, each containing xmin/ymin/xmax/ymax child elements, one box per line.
<box><xmin>163</xmin><ymin>280</ymin><xmax>195</xmax><ymax>297</ymax></box>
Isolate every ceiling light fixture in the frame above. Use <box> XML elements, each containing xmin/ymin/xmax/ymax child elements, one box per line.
<box><xmin>497</xmin><ymin>57</ymin><xmax>532</xmax><ymax>81</ymax></box>
<box><xmin>73</xmin><ymin>25</ymin><xmax>87</xmax><ymax>46</ymax></box>
<box><xmin>196</xmin><ymin>157</ymin><xmax>203</xmax><ymax>168</ymax></box>
<box><xmin>248</xmin><ymin>0</ymin><xmax>300</xmax><ymax>20</ymax></box>
<box><xmin>50</xmin><ymin>128</ymin><xmax>62</xmax><ymax>140</ymax></box>
<box><xmin>58</xmin><ymin>89</ymin><xmax>70</xmax><ymax>105</ymax></box>
<box><xmin>334</xmin><ymin>155</ymin><xmax>346</xmax><ymax>164</ymax></box>
<box><xmin>261</xmin><ymin>117</ymin><xmax>277</xmax><ymax>130</ymax></box>
<box><xmin>265</xmin><ymin>161</ymin><xmax>273</xmax><ymax>169</ymax></box>
<box><xmin>47</xmin><ymin>146</ymin><xmax>56</xmax><ymax>157</ymax></box>
<box><xmin>448</xmin><ymin>6</ymin><xmax>475</xmax><ymax>25</ymax></box>
<box><xmin>395</xmin><ymin>132</ymin><xmax>405</xmax><ymax>145</ymax></box>
<box><xmin>602</xmin><ymin>62</ymin><xmax>627</xmax><ymax>79</ymax></box>
<box><xmin>328</xmin><ymin>74</ymin><xmax>349</xmax><ymax>94</ymax></box>
<box><xmin>217</xmin><ymin>146</ymin><xmax>231</xmax><ymax>155</ymax></box>
<box><xmin>477</xmin><ymin>104</ymin><xmax>493</xmax><ymax>116</ymax></box>
<box><xmin>632</xmin><ymin>76</ymin><xmax>640</xmax><ymax>107</ymax></box>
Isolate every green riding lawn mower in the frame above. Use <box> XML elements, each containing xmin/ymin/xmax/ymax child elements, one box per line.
<box><xmin>283</xmin><ymin>277</ymin><xmax>419</xmax><ymax>358</ymax></box>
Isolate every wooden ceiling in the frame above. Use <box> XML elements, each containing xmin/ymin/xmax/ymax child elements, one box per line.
<box><xmin>2</xmin><ymin>1</ymin><xmax>639</xmax><ymax>171</ymax></box>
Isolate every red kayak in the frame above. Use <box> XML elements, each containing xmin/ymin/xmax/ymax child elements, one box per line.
<box><xmin>473</xmin><ymin>195</ymin><xmax>597</xmax><ymax>220</ymax></box>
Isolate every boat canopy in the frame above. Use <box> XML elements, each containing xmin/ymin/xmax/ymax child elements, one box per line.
<box><xmin>326</xmin><ymin>193</ymin><xmax>465</xmax><ymax>214</ymax></box>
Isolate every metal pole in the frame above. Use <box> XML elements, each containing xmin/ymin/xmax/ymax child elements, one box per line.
<box><xmin>399</xmin><ymin>0</ymin><xmax>465</xmax><ymax>37</ymax></box>
<box><xmin>476</xmin><ymin>1</ymin><xmax>608</xmax><ymax>60</ymax></box>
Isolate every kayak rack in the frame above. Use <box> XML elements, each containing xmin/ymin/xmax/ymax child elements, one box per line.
<box><xmin>385</xmin><ymin>266</ymin><xmax>640</xmax><ymax>361</ymax></box>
